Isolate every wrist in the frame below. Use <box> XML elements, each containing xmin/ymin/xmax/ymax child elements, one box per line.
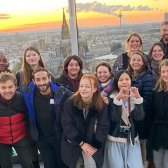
<box><xmin>79</xmin><ymin>141</ymin><xmax>84</xmax><ymax>147</ymax></box>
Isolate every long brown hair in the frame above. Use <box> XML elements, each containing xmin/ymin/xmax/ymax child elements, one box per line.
<box><xmin>127</xmin><ymin>51</ymin><xmax>146</xmax><ymax>77</ymax></box>
<box><xmin>22</xmin><ymin>46</ymin><xmax>45</xmax><ymax>85</ymax></box>
<box><xmin>72</xmin><ymin>74</ymin><xmax>105</xmax><ymax>112</ymax></box>
<box><xmin>155</xmin><ymin>59</ymin><xmax>168</xmax><ymax>92</ymax></box>
<box><xmin>148</xmin><ymin>42</ymin><xmax>165</xmax><ymax>61</ymax></box>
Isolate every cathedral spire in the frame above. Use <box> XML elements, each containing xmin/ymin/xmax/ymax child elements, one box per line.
<box><xmin>61</xmin><ymin>8</ymin><xmax>70</xmax><ymax>40</ymax></box>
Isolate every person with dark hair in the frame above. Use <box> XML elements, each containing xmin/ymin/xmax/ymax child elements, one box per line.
<box><xmin>95</xmin><ymin>61</ymin><xmax>114</xmax><ymax>97</ymax></box>
<box><xmin>0</xmin><ymin>72</ymin><xmax>33</xmax><ymax>168</ymax></box>
<box><xmin>149</xmin><ymin>59</ymin><xmax>168</xmax><ymax>168</ymax></box>
<box><xmin>0</xmin><ymin>51</ymin><xmax>11</xmax><ymax>73</ymax></box>
<box><xmin>128</xmin><ymin>51</ymin><xmax>154</xmax><ymax>166</ymax></box>
<box><xmin>55</xmin><ymin>55</ymin><xmax>83</xmax><ymax>92</ymax></box>
<box><xmin>112</xmin><ymin>33</ymin><xmax>148</xmax><ymax>74</ymax></box>
<box><xmin>22</xmin><ymin>67</ymin><xmax>71</xmax><ymax>168</ymax></box>
<box><xmin>61</xmin><ymin>74</ymin><xmax>109</xmax><ymax>168</ymax></box>
<box><xmin>103</xmin><ymin>70</ymin><xmax>144</xmax><ymax>168</ymax></box>
<box><xmin>160</xmin><ymin>21</ymin><xmax>168</xmax><ymax>58</ymax></box>
<box><xmin>148</xmin><ymin>42</ymin><xmax>166</xmax><ymax>83</ymax></box>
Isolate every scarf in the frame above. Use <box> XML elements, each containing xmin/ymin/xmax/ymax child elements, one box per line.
<box><xmin>99</xmin><ymin>79</ymin><xmax>113</xmax><ymax>97</ymax></box>
<box><xmin>150</xmin><ymin>59</ymin><xmax>160</xmax><ymax>82</ymax></box>
<box><xmin>62</xmin><ymin>69</ymin><xmax>83</xmax><ymax>92</ymax></box>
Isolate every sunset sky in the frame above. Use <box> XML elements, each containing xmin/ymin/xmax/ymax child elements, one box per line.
<box><xmin>0</xmin><ymin>0</ymin><xmax>167</xmax><ymax>32</ymax></box>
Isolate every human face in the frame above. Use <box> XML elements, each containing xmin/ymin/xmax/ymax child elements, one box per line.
<box><xmin>96</xmin><ymin>65</ymin><xmax>111</xmax><ymax>83</ymax></box>
<box><xmin>79</xmin><ymin>78</ymin><xmax>97</xmax><ymax>103</ymax></box>
<box><xmin>118</xmin><ymin>73</ymin><xmax>131</xmax><ymax>91</ymax></box>
<box><xmin>0</xmin><ymin>80</ymin><xmax>16</xmax><ymax>100</ymax></box>
<box><xmin>160</xmin><ymin>65</ymin><xmax>168</xmax><ymax>85</ymax></box>
<box><xmin>33</xmin><ymin>71</ymin><xmax>51</xmax><ymax>94</ymax></box>
<box><xmin>161</xmin><ymin>24</ymin><xmax>168</xmax><ymax>42</ymax></box>
<box><xmin>67</xmin><ymin>59</ymin><xmax>80</xmax><ymax>78</ymax></box>
<box><xmin>152</xmin><ymin>45</ymin><xmax>164</xmax><ymax>61</ymax></box>
<box><xmin>130</xmin><ymin>54</ymin><xmax>144</xmax><ymax>72</ymax></box>
<box><xmin>127</xmin><ymin>36</ymin><xmax>141</xmax><ymax>52</ymax></box>
<box><xmin>25</xmin><ymin>50</ymin><xmax>40</xmax><ymax>67</ymax></box>
<box><xmin>0</xmin><ymin>55</ymin><xmax>9</xmax><ymax>72</ymax></box>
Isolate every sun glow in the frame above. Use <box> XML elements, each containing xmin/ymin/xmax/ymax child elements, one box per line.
<box><xmin>0</xmin><ymin>0</ymin><xmax>167</xmax><ymax>32</ymax></box>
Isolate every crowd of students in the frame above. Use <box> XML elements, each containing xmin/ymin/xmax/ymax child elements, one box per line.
<box><xmin>0</xmin><ymin>20</ymin><xmax>168</xmax><ymax>168</ymax></box>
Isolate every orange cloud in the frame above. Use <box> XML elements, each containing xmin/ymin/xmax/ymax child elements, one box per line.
<box><xmin>0</xmin><ymin>21</ymin><xmax>62</xmax><ymax>32</ymax></box>
<box><xmin>0</xmin><ymin>13</ymin><xmax>11</xmax><ymax>19</ymax></box>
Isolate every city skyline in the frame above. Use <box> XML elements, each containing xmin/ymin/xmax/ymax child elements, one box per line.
<box><xmin>0</xmin><ymin>0</ymin><xmax>167</xmax><ymax>32</ymax></box>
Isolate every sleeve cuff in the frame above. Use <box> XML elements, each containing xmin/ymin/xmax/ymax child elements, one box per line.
<box><xmin>133</xmin><ymin>97</ymin><xmax>143</xmax><ymax>104</ymax></box>
<box><xmin>113</xmin><ymin>98</ymin><xmax>122</xmax><ymax>106</ymax></box>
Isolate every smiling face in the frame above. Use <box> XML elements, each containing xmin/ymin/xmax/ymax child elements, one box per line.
<box><xmin>67</xmin><ymin>59</ymin><xmax>80</xmax><ymax>79</ymax></box>
<box><xmin>152</xmin><ymin>45</ymin><xmax>164</xmax><ymax>61</ymax></box>
<box><xmin>118</xmin><ymin>72</ymin><xmax>131</xmax><ymax>91</ymax></box>
<box><xmin>130</xmin><ymin>53</ymin><xmax>144</xmax><ymax>72</ymax></box>
<box><xmin>79</xmin><ymin>78</ymin><xmax>97</xmax><ymax>103</ymax></box>
<box><xmin>96</xmin><ymin>65</ymin><xmax>111</xmax><ymax>83</ymax></box>
<box><xmin>127</xmin><ymin>35</ymin><xmax>142</xmax><ymax>52</ymax></box>
<box><xmin>33</xmin><ymin>71</ymin><xmax>51</xmax><ymax>95</ymax></box>
<box><xmin>0</xmin><ymin>55</ymin><xmax>9</xmax><ymax>72</ymax></box>
<box><xmin>25</xmin><ymin>50</ymin><xmax>40</xmax><ymax>68</ymax></box>
<box><xmin>161</xmin><ymin>65</ymin><xmax>168</xmax><ymax>85</ymax></box>
<box><xmin>161</xmin><ymin>23</ymin><xmax>168</xmax><ymax>43</ymax></box>
<box><xmin>0</xmin><ymin>80</ymin><xmax>16</xmax><ymax>100</ymax></box>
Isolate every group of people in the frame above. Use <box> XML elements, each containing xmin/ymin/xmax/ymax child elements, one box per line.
<box><xmin>0</xmin><ymin>20</ymin><xmax>168</xmax><ymax>168</ymax></box>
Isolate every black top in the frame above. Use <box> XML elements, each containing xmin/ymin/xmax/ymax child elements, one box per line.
<box><xmin>34</xmin><ymin>89</ymin><xmax>56</xmax><ymax>137</ymax></box>
<box><xmin>149</xmin><ymin>90</ymin><xmax>168</xmax><ymax>150</ymax></box>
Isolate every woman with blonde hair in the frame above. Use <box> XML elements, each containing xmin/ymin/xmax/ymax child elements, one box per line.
<box><xmin>149</xmin><ymin>59</ymin><xmax>168</xmax><ymax>168</ymax></box>
<box><xmin>112</xmin><ymin>33</ymin><xmax>147</xmax><ymax>74</ymax></box>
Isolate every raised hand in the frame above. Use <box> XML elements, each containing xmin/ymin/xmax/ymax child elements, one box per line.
<box><xmin>116</xmin><ymin>87</ymin><xmax>129</xmax><ymax>101</ymax></box>
<box><xmin>129</xmin><ymin>87</ymin><xmax>141</xmax><ymax>99</ymax></box>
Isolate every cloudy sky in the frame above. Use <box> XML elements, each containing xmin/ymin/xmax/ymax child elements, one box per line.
<box><xmin>0</xmin><ymin>0</ymin><xmax>167</xmax><ymax>32</ymax></box>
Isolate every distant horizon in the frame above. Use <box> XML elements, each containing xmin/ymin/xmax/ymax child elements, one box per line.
<box><xmin>0</xmin><ymin>0</ymin><xmax>167</xmax><ymax>33</ymax></box>
<box><xmin>0</xmin><ymin>21</ymin><xmax>161</xmax><ymax>35</ymax></box>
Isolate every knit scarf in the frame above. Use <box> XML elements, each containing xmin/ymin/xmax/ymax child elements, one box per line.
<box><xmin>99</xmin><ymin>79</ymin><xmax>113</xmax><ymax>97</ymax></box>
<box><xmin>150</xmin><ymin>59</ymin><xmax>160</xmax><ymax>82</ymax></box>
<box><xmin>62</xmin><ymin>69</ymin><xmax>83</xmax><ymax>92</ymax></box>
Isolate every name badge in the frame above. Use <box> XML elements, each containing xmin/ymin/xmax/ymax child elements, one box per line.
<box><xmin>50</xmin><ymin>99</ymin><xmax>54</xmax><ymax>104</ymax></box>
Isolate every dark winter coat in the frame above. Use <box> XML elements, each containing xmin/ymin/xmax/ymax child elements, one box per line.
<box><xmin>61</xmin><ymin>97</ymin><xmax>109</xmax><ymax>168</ymax></box>
<box><xmin>108</xmin><ymin>96</ymin><xmax>145</xmax><ymax>144</ymax></box>
<box><xmin>149</xmin><ymin>90</ymin><xmax>168</xmax><ymax>150</ymax></box>
<box><xmin>22</xmin><ymin>81</ymin><xmax>71</xmax><ymax>141</ymax></box>
<box><xmin>160</xmin><ymin>39</ymin><xmax>168</xmax><ymax>58</ymax></box>
<box><xmin>132</xmin><ymin>70</ymin><xmax>154</xmax><ymax>139</ymax></box>
<box><xmin>0</xmin><ymin>92</ymin><xmax>27</xmax><ymax>144</ymax></box>
<box><xmin>55</xmin><ymin>70</ymin><xmax>83</xmax><ymax>92</ymax></box>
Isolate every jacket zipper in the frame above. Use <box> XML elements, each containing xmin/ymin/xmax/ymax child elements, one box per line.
<box><xmin>8</xmin><ymin>102</ymin><xmax>14</xmax><ymax>144</ymax></box>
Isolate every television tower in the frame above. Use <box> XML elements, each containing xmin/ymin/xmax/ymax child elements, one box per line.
<box><xmin>118</xmin><ymin>10</ymin><xmax>123</xmax><ymax>29</ymax></box>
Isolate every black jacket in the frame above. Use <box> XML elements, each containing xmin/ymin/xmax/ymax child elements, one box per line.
<box><xmin>22</xmin><ymin>81</ymin><xmax>72</xmax><ymax>141</ymax></box>
<box><xmin>160</xmin><ymin>39</ymin><xmax>168</xmax><ymax>58</ymax></box>
<box><xmin>108</xmin><ymin>97</ymin><xmax>144</xmax><ymax>142</ymax></box>
<box><xmin>61</xmin><ymin>97</ymin><xmax>109</xmax><ymax>168</ymax></box>
<box><xmin>149</xmin><ymin>90</ymin><xmax>168</xmax><ymax>150</ymax></box>
<box><xmin>132</xmin><ymin>70</ymin><xmax>154</xmax><ymax>139</ymax></box>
